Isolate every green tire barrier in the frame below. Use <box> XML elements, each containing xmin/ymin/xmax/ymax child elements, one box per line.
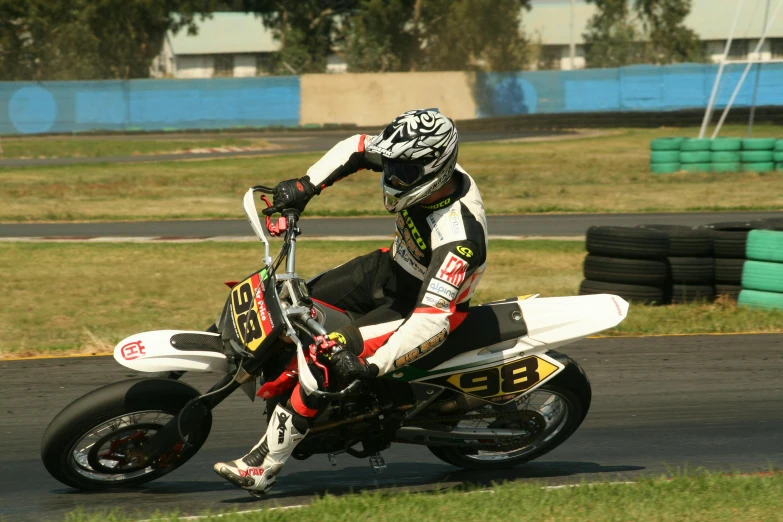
<box><xmin>743</xmin><ymin>162</ymin><xmax>775</xmax><ymax>173</ymax></box>
<box><xmin>680</xmin><ymin>151</ymin><xmax>712</xmax><ymax>163</ymax></box>
<box><xmin>711</xmin><ymin>137</ymin><xmax>742</xmax><ymax>151</ymax></box>
<box><xmin>742</xmin><ymin>138</ymin><xmax>776</xmax><ymax>150</ymax></box>
<box><xmin>740</xmin><ymin>150</ymin><xmax>774</xmax><ymax>162</ymax></box>
<box><xmin>711</xmin><ymin>151</ymin><xmax>741</xmax><ymax>162</ymax></box>
<box><xmin>741</xmin><ymin>260</ymin><xmax>783</xmax><ymax>293</ymax></box>
<box><xmin>775</xmin><ymin>139</ymin><xmax>783</xmax><ymax>151</ymax></box>
<box><xmin>777</xmin><ymin>163</ymin><xmax>783</xmax><ymax>171</ymax></box>
<box><xmin>774</xmin><ymin>152</ymin><xmax>783</xmax><ymax>162</ymax></box>
<box><xmin>712</xmin><ymin>162</ymin><xmax>741</xmax><ymax>173</ymax></box>
<box><xmin>738</xmin><ymin>289</ymin><xmax>783</xmax><ymax>310</ymax></box>
<box><xmin>650</xmin><ymin>137</ymin><xmax>685</xmax><ymax>151</ymax></box>
<box><xmin>682</xmin><ymin>163</ymin><xmax>711</xmax><ymax>172</ymax></box>
<box><xmin>651</xmin><ymin>163</ymin><xmax>680</xmax><ymax>174</ymax></box>
<box><xmin>681</xmin><ymin>139</ymin><xmax>712</xmax><ymax>151</ymax></box>
<box><xmin>746</xmin><ymin>230</ymin><xmax>783</xmax><ymax>262</ymax></box>
<box><xmin>650</xmin><ymin>151</ymin><xmax>680</xmax><ymax>163</ymax></box>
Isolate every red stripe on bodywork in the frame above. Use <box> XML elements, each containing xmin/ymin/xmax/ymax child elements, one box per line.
<box><xmin>291</xmin><ymin>384</ymin><xmax>318</xmax><ymax>418</ymax></box>
<box><xmin>358</xmin><ymin>134</ymin><xmax>367</xmax><ymax>153</ymax></box>
<box><xmin>360</xmin><ymin>331</ymin><xmax>395</xmax><ymax>359</ymax></box>
<box><xmin>312</xmin><ymin>298</ymin><xmax>346</xmax><ymax>314</ymax></box>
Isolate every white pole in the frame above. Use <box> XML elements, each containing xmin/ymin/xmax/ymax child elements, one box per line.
<box><xmin>699</xmin><ymin>0</ymin><xmax>746</xmax><ymax>138</ymax></box>
<box><xmin>570</xmin><ymin>0</ymin><xmax>576</xmax><ymax>70</ymax></box>
<box><xmin>712</xmin><ymin>0</ymin><xmax>783</xmax><ymax>138</ymax></box>
<box><xmin>747</xmin><ymin>0</ymin><xmax>773</xmax><ymax>137</ymax></box>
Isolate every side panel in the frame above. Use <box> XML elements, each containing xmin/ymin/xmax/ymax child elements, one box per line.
<box><xmin>114</xmin><ymin>330</ymin><xmax>229</xmax><ymax>373</ymax></box>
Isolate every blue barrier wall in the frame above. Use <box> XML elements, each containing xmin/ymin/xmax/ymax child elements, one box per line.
<box><xmin>3</xmin><ymin>63</ymin><xmax>783</xmax><ymax>134</ymax></box>
<box><xmin>0</xmin><ymin>77</ymin><xmax>300</xmax><ymax>134</ymax></box>
<box><xmin>475</xmin><ymin>62</ymin><xmax>783</xmax><ymax>117</ymax></box>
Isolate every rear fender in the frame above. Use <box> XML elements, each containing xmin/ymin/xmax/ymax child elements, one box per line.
<box><xmin>113</xmin><ymin>330</ymin><xmax>229</xmax><ymax>373</ymax></box>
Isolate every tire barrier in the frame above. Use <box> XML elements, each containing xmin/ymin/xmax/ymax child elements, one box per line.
<box><xmin>579</xmin><ymin>219</ymin><xmax>783</xmax><ymax>307</ymax></box>
<box><xmin>650</xmin><ymin>136</ymin><xmax>782</xmax><ymax>174</ymax></box>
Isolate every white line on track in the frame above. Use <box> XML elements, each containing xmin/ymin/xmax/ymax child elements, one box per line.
<box><xmin>0</xmin><ymin>235</ymin><xmax>585</xmax><ymax>243</ymax></box>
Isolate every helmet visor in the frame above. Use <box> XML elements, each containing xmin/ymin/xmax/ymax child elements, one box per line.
<box><xmin>382</xmin><ymin>160</ymin><xmax>425</xmax><ymax>188</ymax></box>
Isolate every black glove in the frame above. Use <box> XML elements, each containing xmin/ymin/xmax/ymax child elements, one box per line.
<box><xmin>263</xmin><ymin>177</ymin><xmax>317</xmax><ymax>215</ymax></box>
<box><xmin>329</xmin><ymin>350</ymin><xmax>379</xmax><ymax>382</ymax></box>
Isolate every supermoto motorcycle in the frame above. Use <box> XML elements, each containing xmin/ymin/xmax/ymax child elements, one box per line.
<box><xmin>41</xmin><ymin>186</ymin><xmax>629</xmax><ymax>490</ymax></box>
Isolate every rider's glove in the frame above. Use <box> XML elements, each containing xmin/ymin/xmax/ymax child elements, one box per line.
<box><xmin>330</xmin><ymin>349</ymin><xmax>379</xmax><ymax>382</ymax></box>
<box><xmin>265</xmin><ymin>177</ymin><xmax>317</xmax><ymax>215</ymax></box>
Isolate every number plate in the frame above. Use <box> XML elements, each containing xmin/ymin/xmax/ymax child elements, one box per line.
<box><xmin>230</xmin><ymin>270</ymin><xmax>274</xmax><ymax>351</ymax></box>
<box><xmin>440</xmin><ymin>355</ymin><xmax>562</xmax><ymax>401</ymax></box>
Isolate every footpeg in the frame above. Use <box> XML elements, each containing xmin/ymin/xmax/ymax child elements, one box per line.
<box><xmin>369</xmin><ymin>453</ymin><xmax>387</xmax><ymax>474</ymax></box>
<box><xmin>328</xmin><ymin>453</ymin><xmax>338</xmax><ymax>467</ymax></box>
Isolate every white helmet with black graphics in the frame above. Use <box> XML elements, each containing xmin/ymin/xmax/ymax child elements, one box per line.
<box><xmin>367</xmin><ymin>108</ymin><xmax>459</xmax><ymax>213</ymax></box>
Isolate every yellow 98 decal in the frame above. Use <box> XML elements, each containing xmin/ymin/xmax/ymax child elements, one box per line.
<box><xmin>444</xmin><ymin>355</ymin><xmax>561</xmax><ymax>399</ymax></box>
<box><xmin>231</xmin><ymin>271</ymin><xmax>274</xmax><ymax>351</ymax></box>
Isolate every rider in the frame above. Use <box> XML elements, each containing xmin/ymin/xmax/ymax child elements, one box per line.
<box><xmin>214</xmin><ymin>108</ymin><xmax>488</xmax><ymax>495</ymax></box>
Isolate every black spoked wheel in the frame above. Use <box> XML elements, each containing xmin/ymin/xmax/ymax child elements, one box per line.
<box><xmin>42</xmin><ymin>378</ymin><xmax>212</xmax><ymax>490</ymax></box>
<box><xmin>428</xmin><ymin>382</ymin><xmax>586</xmax><ymax>470</ymax></box>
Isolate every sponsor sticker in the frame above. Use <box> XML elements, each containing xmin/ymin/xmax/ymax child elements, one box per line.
<box><xmin>456</xmin><ymin>245</ymin><xmax>473</xmax><ymax>258</ymax></box>
<box><xmin>120</xmin><ymin>340</ymin><xmax>146</xmax><ymax>360</ymax></box>
<box><xmin>436</xmin><ymin>252</ymin><xmax>468</xmax><ymax>287</ymax></box>
<box><xmin>427</xmin><ymin>279</ymin><xmax>457</xmax><ymax>300</ymax></box>
<box><xmin>394</xmin><ymin>238</ymin><xmax>426</xmax><ymax>276</ymax></box>
<box><xmin>421</xmin><ymin>197</ymin><xmax>451</xmax><ymax>210</ymax></box>
<box><xmin>422</xmin><ymin>292</ymin><xmax>451</xmax><ymax>311</ymax></box>
<box><xmin>426</xmin><ymin>214</ymin><xmax>444</xmax><ymax>241</ymax></box>
<box><xmin>393</xmin><ymin>329</ymin><xmax>447</xmax><ymax>368</ymax></box>
<box><xmin>449</xmin><ymin>208</ymin><xmax>463</xmax><ymax>236</ymax></box>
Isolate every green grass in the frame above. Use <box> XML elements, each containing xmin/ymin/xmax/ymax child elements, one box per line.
<box><xmin>3</xmin><ymin>125</ymin><xmax>783</xmax><ymax>222</ymax></box>
<box><xmin>63</xmin><ymin>473</ymin><xmax>783</xmax><ymax>522</ymax></box>
<box><xmin>0</xmin><ymin>135</ymin><xmax>272</xmax><ymax>159</ymax></box>
<box><xmin>1</xmin><ymin>240</ymin><xmax>780</xmax><ymax>358</ymax></box>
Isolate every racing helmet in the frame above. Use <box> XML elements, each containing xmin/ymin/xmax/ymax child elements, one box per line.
<box><xmin>367</xmin><ymin>108</ymin><xmax>459</xmax><ymax>213</ymax></box>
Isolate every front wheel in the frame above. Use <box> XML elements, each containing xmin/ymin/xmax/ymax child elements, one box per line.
<box><xmin>427</xmin><ymin>357</ymin><xmax>590</xmax><ymax>470</ymax></box>
<box><xmin>41</xmin><ymin>378</ymin><xmax>212</xmax><ymax>490</ymax></box>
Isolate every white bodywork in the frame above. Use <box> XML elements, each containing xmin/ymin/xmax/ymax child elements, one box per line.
<box><xmin>113</xmin><ymin>330</ymin><xmax>229</xmax><ymax>373</ymax></box>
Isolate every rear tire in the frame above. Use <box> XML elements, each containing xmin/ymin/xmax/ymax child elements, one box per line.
<box><xmin>427</xmin><ymin>355</ymin><xmax>590</xmax><ymax>471</ymax></box>
<box><xmin>41</xmin><ymin>378</ymin><xmax>211</xmax><ymax>490</ymax></box>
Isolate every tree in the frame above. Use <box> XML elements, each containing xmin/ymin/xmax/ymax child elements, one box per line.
<box><xmin>636</xmin><ymin>0</ymin><xmax>704</xmax><ymax>64</ymax></box>
<box><xmin>0</xmin><ymin>0</ymin><xmax>218</xmax><ymax>81</ymax></box>
<box><xmin>584</xmin><ymin>0</ymin><xmax>703</xmax><ymax>68</ymax></box>
<box><xmin>583</xmin><ymin>0</ymin><xmax>645</xmax><ymax>68</ymax></box>
<box><xmin>340</xmin><ymin>0</ymin><xmax>531</xmax><ymax>73</ymax></box>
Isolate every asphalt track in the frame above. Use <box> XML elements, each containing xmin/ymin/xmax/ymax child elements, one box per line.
<box><xmin>2</xmin><ymin>211</ymin><xmax>781</xmax><ymax>239</ymax></box>
<box><xmin>0</xmin><ymin>129</ymin><xmax>565</xmax><ymax>168</ymax></box>
<box><xmin>1</xmin><ymin>334</ymin><xmax>781</xmax><ymax>521</ymax></box>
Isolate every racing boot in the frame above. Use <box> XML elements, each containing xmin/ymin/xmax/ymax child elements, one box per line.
<box><xmin>213</xmin><ymin>403</ymin><xmax>308</xmax><ymax>496</ymax></box>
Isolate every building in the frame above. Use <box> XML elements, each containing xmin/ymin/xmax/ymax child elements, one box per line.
<box><xmin>151</xmin><ymin>13</ymin><xmax>280</xmax><ymax>78</ymax></box>
<box><xmin>524</xmin><ymin>0</ymin><xmax>783</xmax><ymax>70</ymax></box>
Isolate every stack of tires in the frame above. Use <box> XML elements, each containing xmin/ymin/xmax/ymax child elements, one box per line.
<box><xmin>741</xmin><ymin>138</ymin><xmax>777</xmax><ymax>173</ymax></box>
<box><xmin>776</xmin><ymin>140</ymin><xmax>783</xmax><ymax>172</ymax></box>
<box><xmin>711</xmin><ymin>137</ymin><xmax>742</xmax><ymax>173</ymax></box>
<box><xmin>679</xmin><ymin>139</ymin><xmax>712</xmax><ymax>173</ymax></box>
<box><xmin>650</xmin><ymin>138</ymin><xmax>684</xmax><ymax>174</ymax></box>
<box><xmin>639</xmin><ymin>225</ymin><xmax>715</xmax><ymax>304</ymax></box>
<box><xmin>579</xmin><ymin>227</ymin><xmax>669</xmax><ymax>304</ymax></box>
<box><xmin>709</xmin><ymin>222</ymin><xmax>753</xmax><ymax>301</ymax></box>
<box><xmin>739</xmin><ymin>219</ymin><xmax>783</xmax><ymax>310</ymax></box>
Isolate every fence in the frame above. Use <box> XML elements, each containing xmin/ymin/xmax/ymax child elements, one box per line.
<box><xmin>3</xmin><ymin>63</ymin><xmax>783</xmax><ymax>134</ymax></box>
<box><xmin>0</xmin><ymin>77</ymin><xmax>300</xmax><ymax>135</ymax></box>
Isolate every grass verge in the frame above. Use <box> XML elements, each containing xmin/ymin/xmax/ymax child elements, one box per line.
<box><xmin>64</xmin><ymin>473</ymin><xmax>783</xmax><ymax>522</ymax></box>
<box><xmin>0</xmin><ymin>135</ymin><xmax>273</xmax><ymax>159</ymax></box>
<box><xmin>3</xmin><ymin>125</ymin><xmax>783</xmax><ymax>221</ymax></box>
<box><xmin>1</xmin><ymin>240</ymin><xmax>780</xmax><ymax>358</ymax></box>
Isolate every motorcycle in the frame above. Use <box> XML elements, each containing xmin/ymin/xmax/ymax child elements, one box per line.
<box><xmin>41</xmin><ymin>186</ymin><xmax>629</xmax><ymax>490</ymax></box>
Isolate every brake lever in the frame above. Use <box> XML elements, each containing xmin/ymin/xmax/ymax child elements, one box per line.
<box><xmin>260</xmin><ymin>195</ymin><xmax>288</xmax><ymax>236</ymax></box>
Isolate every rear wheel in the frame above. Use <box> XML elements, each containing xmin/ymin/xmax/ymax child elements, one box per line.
<box><xmin>427</xmin><ymin>383</ymin><xmax>585</xmax><ymax>470</ymax></box>
<box><xmin>41</xmin><ymin>378</ymin><xmax>211</xmax><ymax>490</ymax></box>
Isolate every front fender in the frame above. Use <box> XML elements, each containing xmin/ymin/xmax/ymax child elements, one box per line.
<box><xmin>114</xmin><ymin>330</ymin><xmax>229</xmax><ymax>373</ymax></box>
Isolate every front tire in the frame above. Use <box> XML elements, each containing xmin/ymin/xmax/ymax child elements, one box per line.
<box><xmin>41</xmin><ymin>378</ymin><xmax>212</xmax><ymax>490</ymax></box>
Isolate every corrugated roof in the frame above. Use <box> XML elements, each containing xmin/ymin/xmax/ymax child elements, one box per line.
<box><xmin>523</xmin><ymin>0</ymin><xmax>783</xmax><ymax>45</ymax></box>
<box><xmin>168</xmin><ymin>13</ymin><xmax>280</xmax><ymax>55</ymax></box>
